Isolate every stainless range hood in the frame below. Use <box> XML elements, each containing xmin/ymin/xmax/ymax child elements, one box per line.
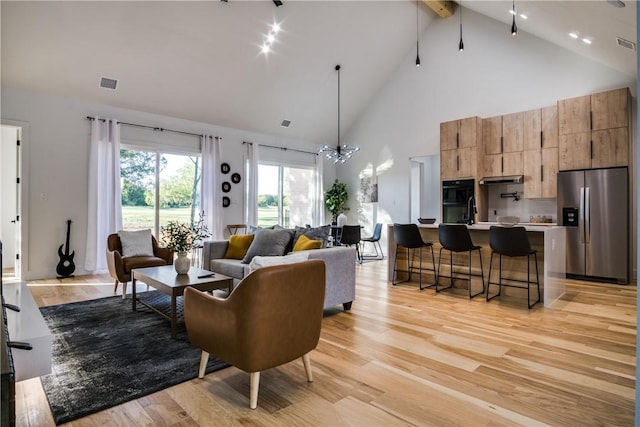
<box><xmin>479</xmin><ymin>175</ymin><xmax>523</xmax><ymax>185</ymax></box>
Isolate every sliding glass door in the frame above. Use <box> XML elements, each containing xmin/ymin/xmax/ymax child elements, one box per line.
<box><xmin>120</xmin><ymin>148</ymin><xmax>201</xmax><ymax>238</ymax></box>
<box><xmin>257</xmin><ymin>163</ymin><xmax>314</xmax><ymax>228</ymax></box>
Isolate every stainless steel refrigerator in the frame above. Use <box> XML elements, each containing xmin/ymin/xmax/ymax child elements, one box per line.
<box><xmin>557</xmin><ymin>167</ymin><xmax>628</xmax><ymax>284</ymax></box>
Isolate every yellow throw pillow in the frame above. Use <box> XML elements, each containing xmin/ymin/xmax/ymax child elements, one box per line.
<box><xmin>224</xmin><ymin>234</ymin><xmax>255</xmax><ymax>259</ymax></box>
<box><xmin>293</xmin><ymin>234</ymin><xmax>322</xmax><ymax>252</ymax></box>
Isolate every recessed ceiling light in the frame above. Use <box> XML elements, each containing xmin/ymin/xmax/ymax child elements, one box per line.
<box><xmin>569</xmin><ymin>32</ymin><xmax>579</xmax><ymax>39</ymax></box>
<box><xmin>272</xmin><ymin>23</ymin><xmax>281</xmax><ymax>33</ymax></box>
<box><xmin>261</xmin><ymin>44</ymin><xmax>270</xmax><ymax>53</ymax></box>
<box><xmin>281</xmin><ymin>120</ymin><xmax>292</xmax><ymax>128</ymax></box>
<box><xmin>582</xmin><ymin>38</ymin><xmax>592</xmax><ymax>45</ymax></box>
<box><xmin>267</xmin><ymin>34</ymin><xmax>275</xmax><ymax>43</ymax></box>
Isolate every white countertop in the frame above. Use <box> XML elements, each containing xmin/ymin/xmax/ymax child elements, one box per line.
<box><xmin>411</xmin><ymin>222</ymin><xmax>561</xmax><ymax>232</ymax></box>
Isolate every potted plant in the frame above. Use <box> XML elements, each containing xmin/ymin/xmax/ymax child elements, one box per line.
<box><xmin>325</xmin><ymin>179</ymin><xmax>349</xmax><ymax>223</ymax></box>
<box><xmin>160</xmin><ymin>214</ymin><xmax>210</xmax><ymax>274</ymax></box>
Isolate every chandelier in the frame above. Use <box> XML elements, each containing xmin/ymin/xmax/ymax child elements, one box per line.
<box><xmin>319</xmin><ymin>65</ymin><xmax>360</xmax><ymax>164</ymax></box>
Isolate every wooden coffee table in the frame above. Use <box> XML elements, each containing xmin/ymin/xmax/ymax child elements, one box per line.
<box><xmin>132</xmin><ymin>265</ymin><xmax>233</xmax><ymax>338</ymax></box>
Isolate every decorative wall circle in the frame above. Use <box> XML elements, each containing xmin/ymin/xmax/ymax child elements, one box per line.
<box><xmin>221</xmin><ymin>163</ymin><xmax>230</xmax><ymax>174</ymax></box>
<box><xmin>222</xmin><ymin>196</ymin><xmax>230</xmax><ymax>208</ymax></box>
<box><xmin>222</xmin><ymin>181</ymin><xmax>231</xmax><ymax>193</ymax></box>
<box><xmin>231</xmin><ymin>173</ymin><xmax>241</xmax><ymax>184</ymax></box>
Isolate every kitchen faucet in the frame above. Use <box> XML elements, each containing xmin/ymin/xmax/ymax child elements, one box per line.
<box><xmin>466</xmin><ymin>196</ymin><xmax>477</xmax><ymax>225</ymax></box>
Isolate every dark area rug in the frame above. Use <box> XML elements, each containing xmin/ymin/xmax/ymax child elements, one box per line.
<box><xmin>39</xmin><ymin>291</ymin><xmax>228</xmax><ymax>425</ymax></box>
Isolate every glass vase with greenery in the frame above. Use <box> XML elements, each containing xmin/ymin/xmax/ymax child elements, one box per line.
<box><xmin>324</xmin><ymin>179</ymin><xmax>349</xmax><ymax>222</ymax></box>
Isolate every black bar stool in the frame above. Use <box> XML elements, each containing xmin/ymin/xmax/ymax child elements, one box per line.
<box><xmin>436</xmin><ymin>224</ymin><xmax>485</xmax><ymax>298</ymax></box>
<box><xmin>339</xmin><ymin>225</ymin><xmax>363</xmax><ymax>263</ymax></box>
<box><xmin>392</xmin><ymin>223</ymin><xmax>437</xmax><ymax>290</ymax></box>
<box><xmin>487</xmin><ymin>226</ymin><xmax>541</xmax><ymax>309</ymax></box>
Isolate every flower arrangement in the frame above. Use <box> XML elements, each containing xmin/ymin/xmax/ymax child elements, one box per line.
<box><xmin>160</xmin><ymin>214</ymin><xmax>210</xmax><ymax>254</ymax></box>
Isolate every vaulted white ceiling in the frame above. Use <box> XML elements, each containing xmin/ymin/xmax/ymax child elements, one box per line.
<box><xmin>1</xmin><ymin>1</ymin><xmax>636</xmax><ymax>147</ymax></box>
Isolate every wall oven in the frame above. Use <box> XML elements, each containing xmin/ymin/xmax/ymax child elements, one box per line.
<box><xmin>442</xmin><ymin>179</ymin><xmax>474</xmax><ymax>223</ymax></box>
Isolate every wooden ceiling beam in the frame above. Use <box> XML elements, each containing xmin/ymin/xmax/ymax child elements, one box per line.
<box><xmin>422</xmin><ymin>0</ymin><xmax>456</xmax><ymax>19</ymax></box>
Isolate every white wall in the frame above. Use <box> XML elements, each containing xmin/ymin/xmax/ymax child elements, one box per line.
<box><xmin>0</xmin><ymin>87</ymin><xmax>335</xmax><ymax>280</ymax></box>
<box><xmin>337</xmin><ymin>7</ymin><xmax>637</xmax><ymax>270</ymax></box>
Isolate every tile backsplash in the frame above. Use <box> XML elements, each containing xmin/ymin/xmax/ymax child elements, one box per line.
<box><xmin>485</xmin><ymin>184</ymin><xmax>557</xmax><ymax>223</ymax></box>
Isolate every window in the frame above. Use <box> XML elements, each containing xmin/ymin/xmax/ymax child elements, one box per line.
<box><xmin>257</xmin><ymin>163</ymin><xmax>314</xmax><ymax>228</ymax></box>
<box><xmin>120</xmin><ymin>148</ymin><xmax>201</xmax><ymax>238</ymax></box>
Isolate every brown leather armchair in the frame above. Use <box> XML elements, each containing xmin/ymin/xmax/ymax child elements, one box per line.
<box><xmin>106</xmin><ymin>233</ymin><xmax>173</xmax><ymax>299</ymax></box>
<box><xmin>184</xmin><ymin>259</ymin><xmax>326</xmax><ymax>409</ymax></box>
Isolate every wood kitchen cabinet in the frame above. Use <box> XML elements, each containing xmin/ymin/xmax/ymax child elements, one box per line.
<box><xmin>440</xmin><ymin>117</ymin><xmax>481</xmax><ymax>180</ymax></box>
<box><xmin>480</xmin><ymin>113</ymin><xmax>523</xmax><ymax>177</ymax></box>
<box><xmin>559</xmin><ymin>132</ymin><xmax>591</xmax><ymax>170</ymax></box>
<box><xmin>502</xmin><ymin>112</ymin><xmax>524</xmax><ymax>153</ymax></box>
<box><xmin>591</xmin><ymin>88</ymin><xmax>629</xmax><ymax>130</ymax></box>
<box><xmin>592</xmin><ymin>127</ymin><xmax>629</xmax><ymax>168</ymax></box>
<box><xmin>524</xmin><ymin>105</ymin><xmax>558</xmax><ymax>198</ymax></box>
<box><xmin>482</xmin><ymin>116</ymin><xmax>502</xmax><ymax>155</ymax></box>
<box><xmin>558</xmin><ymin>95</ymin><xmax>590</xmax><ymax>135</ymax></box>
<box><xmin>558</xmin><ymin>88</ymin><xmax>630</xmax><ymax>170</ymax></box>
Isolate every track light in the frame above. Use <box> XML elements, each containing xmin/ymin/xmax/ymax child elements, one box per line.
<box><xmin>458</xmin><ymin>1</ymin><xmax>464</xmax><ymax>51</ymax></box>
<box><xmin>415</xmin><ymin>0</ymin><xmax>421</xmax><ymax>67</ymax></box>
<box><xmin>511</xmin><ymin>0</ymin><xmax>517</xmax><ymax>36</ymax></box>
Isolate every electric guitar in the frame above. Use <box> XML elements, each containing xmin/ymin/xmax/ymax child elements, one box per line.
<box><xmin>56</xmin><ymin>219</ymin><xmax>75</xmax><ymax>278</ymax></box>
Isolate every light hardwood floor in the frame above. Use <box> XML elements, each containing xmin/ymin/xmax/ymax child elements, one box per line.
<box><xmin>15</xmin><ymin>260</ymin><xmax>636</xmax><ymax>426</ymax></box>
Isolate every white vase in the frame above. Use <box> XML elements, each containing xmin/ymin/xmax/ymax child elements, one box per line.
<box><xmin>337</xmin><ymin>213</ymin><xmax>347</xmax><ymax>228</ymax></box>
<box><xmin>174</xmin><ymin>252</ymin><xmax>190</xmax><ymax>275</ymax></box>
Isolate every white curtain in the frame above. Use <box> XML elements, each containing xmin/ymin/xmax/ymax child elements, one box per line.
<box><xmin>201</xmin><ymin>135</ymin><xmax>223</xmax><ymax>240</ymax></box>
<box><xmin>245</xmin><ymin>142</ymin><xmax>259</xmax><ymax>226</ymax></box>
<box><xmin>314</xmin><ymin>155</ymin><xmax>325</xmax><ymax>225</ymax></box>
<box><xmin>85</xmin><ymin>117</ymin><xmax>122</xmax><ymax>272</ymax></box>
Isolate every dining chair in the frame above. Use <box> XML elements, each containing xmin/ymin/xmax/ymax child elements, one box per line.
<box><xmin>361</xmin><ymin>223</ymin><xmax>384</xmax><ymax>260</ymax></box>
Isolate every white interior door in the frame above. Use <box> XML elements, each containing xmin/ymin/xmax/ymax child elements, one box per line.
<box><xmin>1</xmin><ymin>125</ymin><xmax>21</xmax><ymax>280</ymax></box>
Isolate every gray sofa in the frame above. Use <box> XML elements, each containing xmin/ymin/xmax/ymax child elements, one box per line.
<box><xmin>202</xmin><ymin>240</ymin><xmax>356</xmax><ymax>310</ymax></box>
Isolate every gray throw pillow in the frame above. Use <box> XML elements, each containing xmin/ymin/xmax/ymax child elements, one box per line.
<box><xmin>294</xmin><ymin>225</ymin><xmax>331</xmax><ymax>248</ymax></box>
<box><xmin>273</xmin><ymin>225</ymin><xmax>296</xmax><ymax>253</ymax></box>
<box><xmin>118</xmin><ymin>229</ymin><xmax>154</xmax><ymax>257</ymax></box>
<box><xmin>242</xmin><ymin>229</ymin><xmax>292</xmax><ymax>263</ymax></box>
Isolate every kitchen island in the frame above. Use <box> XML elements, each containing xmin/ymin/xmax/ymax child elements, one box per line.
<box><xmin>387</xmin><ymin>223</ymin><xmax>566</xmax><ymax>307</ymax></box>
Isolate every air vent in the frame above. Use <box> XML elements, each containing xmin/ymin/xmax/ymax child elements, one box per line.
<box><xmin>280</xmin><ymin>120</ymin><xmax>292</xmax><ymax>128</ymax></box>
<box><xmin>99</xmin><ymin>77</ymin><xmax>118</xmax><ymax>90</ymax></box>
<box><xmin>616</xmin><ymin>37</ymin><xmax>636</xmax><ymax>51</ymax></box>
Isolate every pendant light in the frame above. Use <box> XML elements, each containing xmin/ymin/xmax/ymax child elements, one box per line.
<box><xmin>319</xmin><ymin>65</ymin><xmax>360</xmax><ymax>164</ymax></box>
<box><xmin>511</xmin><ymin>0</ymin><xmax>517</xmax><ymax>36</ymax></box>
<box><xmin>415</xmin><ymin>0</ymin><xmax>421</xmax><ymax>67</ymax></box>
<box><xmin>458</xmin><ymin>1</ymin><xmax>464</xmax><ymax>51</ymax></box>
